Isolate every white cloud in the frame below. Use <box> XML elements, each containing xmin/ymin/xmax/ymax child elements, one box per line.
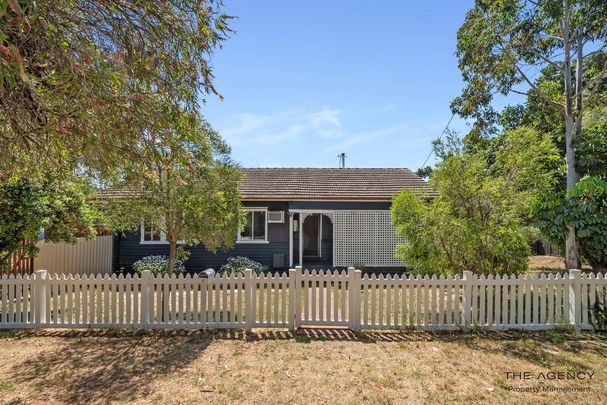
<box><xmin>309</xmin><ymin>108</ymin><xmax>343</xmax><ymax>138</ymax></box>
<box><xmin>255</xmin><ymin>124</ymin><xmax>307</xmax><ymax>145</ymax></box>
<box><xmin>216</xmin><ymin>108</ymin><xmax>464</xmax><ymax>168</ymax></box>
<box><xmin>325</xmin><ymin>123</ymin><xmax>411</xmax><ymax>152</ymax></box>
<box><xmin>217</xmin><ymin>107</ymin><xmax>345</xmax><ymax>147</ymax></box>
<box><xmin>221</xmin><ymin>113</ymin><xmax>270</xmax><ymax>141</ymax></box>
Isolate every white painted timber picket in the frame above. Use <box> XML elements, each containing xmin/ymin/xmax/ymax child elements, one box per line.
<box><xmin>298</xmin><ymin>268</ymin><xmax>351</xmax><ymax>327</ymax></box>
<box><xmin>359</xmin><ymin>273</ymin><xmax>466</xmax><ymax>330</ymax></box>
<box><xmin>1</xmin><ymin>269</ymin><xmax>606</xmax><ymax>331</ymax></box>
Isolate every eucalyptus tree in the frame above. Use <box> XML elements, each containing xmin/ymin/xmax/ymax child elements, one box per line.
<box><xmin>452</xmin><ymin>0</ymin><xmax>607</xmax><ymax>269</ymax></box>
<box><xmin>0</xmin><ymin>0</ymin><xmax>232</xmax><ymax>177</ymax></box>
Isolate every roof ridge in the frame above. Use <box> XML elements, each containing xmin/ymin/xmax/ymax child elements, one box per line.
<box><xmin>242</xmin><ymin>167</ymin><xmax>413</xmax><ymax>170</ymax></box>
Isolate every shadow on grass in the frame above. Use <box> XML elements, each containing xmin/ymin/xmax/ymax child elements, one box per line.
<box><xmin>460</xmin><ymin>329</ymin><xmax>607</xmax><ymax>371</ymax></box>
<box><xmin>262</xmin><ymin>328</ymin><xmax>607</xmax><ymax>371</ymax></box>
<box><xmin>2</xmin><ymin>327</ymin><xmax>606</xmax><ymax>402</ymax></box>
<box><xmin>3</xmin><ymin>329</ymin><xmax>222</xmax><ymax>403</ymax></box>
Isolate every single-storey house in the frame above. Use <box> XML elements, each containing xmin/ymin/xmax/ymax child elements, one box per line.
<box><xmin>109</xmin><ymin>168</ymin><xmax>432</xmax><ymax>272</ymax></box>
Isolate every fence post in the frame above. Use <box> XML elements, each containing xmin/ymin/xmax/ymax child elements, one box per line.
<box><xmin>140</xmin><ymin>270</ymin><xmax>152</xmax><ymax>329</ymax></box>
<box><xmin>462</xmin><ymin>271</ymin><xmax>473</xmax><ymax>328</ymax></box>
<box><xmin>568</xmin><ymin>269</ymin><xmax>582</xmax><ymax>329</ymax></box>
<box><xmin>295</xmin><ymin>266</ymin><xmax>303</xmax><ymax>329</ymax></box>
<box><xmin>34</xmin><ymin>269</ymin><xmax>48</xmax><ymax>327</ymax></box>
<box><xmin>288</xmin><ymin>268</ymin><xmax>298</xmax><ymax>331</ymax></box>
<box><xmin>244</xmin><ymin>269</ymin><xmax>254</xmax><ymax>332</ymax></box>
<box><xmin>348</xmin><ymin>267</ymin><xmax>361</xmax><ymax>331</ymax></box>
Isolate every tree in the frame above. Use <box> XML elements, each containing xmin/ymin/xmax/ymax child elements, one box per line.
<box><xmin>0</xmin><ymin>176</ymin><xmax>95</xmax><ymax>272</ymax></box>
<box><xmin>99</xmin><ymin>120</ymin><xmax>241</xmax><ymax>274</ymax></box>
<box><xmin>392</xmin><ymin>127</ymin><xmax>559</xmax><ymax>275</ymax></box>
<box><xmin>1</xmin><ymin>0</ymin><xmax>232</xmax><ymax>177</ymax></box>
<box><xmin>535</xmin><ymin>120</ymin><xmax>607</xmax><ymax>271</ymax></box>
<box><xmin>453</xmin><ymin>0</ymin><xmax>607</xmax><ymax>269</ymax></box>
<box><xmin>501</xmin><ymin>52</ymin><xmax>607</xmax><ymax>271</ymax></box>
<box><xmin>415</xmin><ymin>166</ymin><xmax>433</xmax><ymax>180</ymax></box>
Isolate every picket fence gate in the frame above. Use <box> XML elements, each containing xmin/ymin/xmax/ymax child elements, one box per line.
<box><xmin>1</xmin><ymin>267</ymin><xmax>605</xmax><ymax>331</ymax></box>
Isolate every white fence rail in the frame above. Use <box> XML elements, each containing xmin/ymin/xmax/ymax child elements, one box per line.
<box><xmin>1</xmin><ymin>268</ymin><xmax>605</xmax><ymax>331</ymax></box>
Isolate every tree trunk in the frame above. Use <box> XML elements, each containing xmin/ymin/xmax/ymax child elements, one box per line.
<box><xmin>561</xmin><ymin>1</ymin><xmax>581</xmax><ymax>270</ymax></box>
<box><xmin>565</xmin><ymin>111</ymin><xmax>581</xmax><ymax>270</ymax></box>
<box><xmin>167</xmin><ymin>234</ymin><xmax>177</xmax><ymax>275</ymax></box>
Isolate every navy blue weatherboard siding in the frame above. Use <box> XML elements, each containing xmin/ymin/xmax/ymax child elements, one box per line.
<box><xmin>115</xmin><ymin>231</ymin><xmax>288</xmax><ymax>273</ymax></box>
<box><xmin>114</xmin><ymin>200</ymin><xmax>391</xmax><ymax>273</ymax></box>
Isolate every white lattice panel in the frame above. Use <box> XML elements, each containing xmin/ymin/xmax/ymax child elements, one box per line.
<box><xmin>333</xmin><ymin>210</ymin><xmax>404</xmax><ymax>267</ymax></box>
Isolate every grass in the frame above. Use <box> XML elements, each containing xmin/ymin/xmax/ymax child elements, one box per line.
<box><xmin>0</xmin><ymin>328</ymin><xmax>606</xmax><ymax>404</ymax></box>
<box><xmin>528</xmin><ymin>255</ymin><xmax>592</xmax><ymax>273</ymax></box>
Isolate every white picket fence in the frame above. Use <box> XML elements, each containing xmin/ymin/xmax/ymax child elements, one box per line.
<box><xmin>1</xmin><ymin>267</ymin><xmax>605</xmax><ymax>331</ymax></box>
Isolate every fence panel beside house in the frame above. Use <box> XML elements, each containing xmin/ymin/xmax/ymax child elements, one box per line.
<box><xmin>34</xmin><ymin>235</ymin><xmax>113</xmax><ymax>275</ymax></box>
<box><xmin>1</xmin><ymin>269</ymin><xmax>606</xmax><ymax>331</ymax></box>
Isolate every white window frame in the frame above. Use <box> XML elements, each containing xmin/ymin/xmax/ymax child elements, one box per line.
<box><xmin>140</xmin><ymin>219</ymin><xmax>184</xmax><ymax>244</ymax></box>
<box><xmin>267</xmin><ymin>210</ymin><xmax>285</xmax><ymax>223</ymax></box>
<box><xmin>237</xmin><ymin>207</ymin><xmax>269</xmax><ymax>244</ymax></box>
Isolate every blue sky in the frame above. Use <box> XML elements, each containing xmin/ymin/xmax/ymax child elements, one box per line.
<box><xmin>203</xmin><ymin>1</ymin><xmax>476</xmax><ymax>170</ymax></box>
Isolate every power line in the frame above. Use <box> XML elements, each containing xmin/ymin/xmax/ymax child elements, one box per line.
<box><xmin>419</xmin><ymin>113</ymin><xmax>456</xmax><ymax>168</ymax></box>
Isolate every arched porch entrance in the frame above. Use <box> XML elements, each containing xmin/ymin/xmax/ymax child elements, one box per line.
<box><xmin>289</xmin><ymin>211</ymin><xmax>334</xmax><ymax>267</ymax></box>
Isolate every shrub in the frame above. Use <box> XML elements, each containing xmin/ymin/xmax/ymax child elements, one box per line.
<box><xmin>220</xmin><ymin>256</ymin><xmax>267</xmax><ymax>276</ymax></box>
<box><xmin>132</xmin><ymin>255</ymin><xmax>185</xmax><ymax>276</ymax></box>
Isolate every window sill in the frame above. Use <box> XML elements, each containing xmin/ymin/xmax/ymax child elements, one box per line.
<box><xmin>236</xmin><ymin>240</ymin><xmax>270</xmax><ymax>244</ymax></box>
<box><xmin>140</xmin><ymin>241</ymin><xmax>185</xmax><ymax>245</ymax></box>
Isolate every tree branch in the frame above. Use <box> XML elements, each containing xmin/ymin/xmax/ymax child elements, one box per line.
<box><xmin>513</xmin><ymin>64</ymin><xmax>566</xmax><ymax>115</ymax></box>
<box><xmin>537</xmin><ymin>53</ymin><xmax>564</xmax><ymax>72</ymax></box>
<box><xmin>575</xmin><ymin>59</ymin><xmax>607</xmax><ymax>126</ymax></box>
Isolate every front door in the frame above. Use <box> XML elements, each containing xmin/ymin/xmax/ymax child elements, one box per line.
<box><xmin>303</xmin><ymin>214</ymin><xmax>321</xmax><ymax>257</ymax></box>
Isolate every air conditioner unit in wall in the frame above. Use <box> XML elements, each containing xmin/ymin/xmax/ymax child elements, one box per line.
<box><xmin>267</xmin><ymin>211</ymin><xmax>285</xmax><ymax>223</ymax></box>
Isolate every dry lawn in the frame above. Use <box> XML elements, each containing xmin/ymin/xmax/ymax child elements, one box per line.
<box><xmin>0</xmin><ymin>328</ymin><xmax>606</xmax><ymax>404</ymax></box>
<box><xmin>528</xmin><ymin>255</ymin><xmax>592</xmax><ymax>273</ymax></box>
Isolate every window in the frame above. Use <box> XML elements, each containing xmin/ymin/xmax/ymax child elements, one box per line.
<box><xmin>140</xmin><ymin>220</ymin><xmax>183</xmax><ymax>244</ymax></box>
<box><xmin>238</xmin><ymin>209</ymin><xmax>267</xmax><ymax>242</ymax></box>
<box><xmin>267</xmin><ymin>211</ymin><xmax>285</xmax><ymax>223</ymax></box>
<box><xmin>142</xmin><ymin>222</ymin><xmax>162</xmax><ymax>242</ymax></box>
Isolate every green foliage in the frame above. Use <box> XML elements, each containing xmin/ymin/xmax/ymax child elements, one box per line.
<box><xmin>415</xmin><ymin>166</ymin><xmax>433</xmax><ymax>180</ymax></box>
<box><xmin>1</xmin><ymin>0</ymin><xmax>233</xmax><ymax>178</ymax></box>
<box><xmin>535</xmin><ymin>119</ymin><xmax>607</xmax><ymax>271</ymax></box>
<box><xmin>98</xmin><ymin>117</ymin><xmax>241</xmax><ymax>274</ymax></box>
<box><xmin>220</xmin><ymin>256</ymin><xmax>267</xmax><ymax>276</ymax></box>
<box><xmin>392</xmin><ymin>127</ymin><xmax>558</xmax><ymax>276</ymax></box>
<box><xmin>353</xmin><ymin>262</ymin><xmax>367</xmax><ymax>271</ymax></box>
<box><xmin>0</xmin><ymin>177</ymin><xmax>95</xmax><ymax>269</ymax></box>
<box><xmin>452</xmin><ymin>0</ymin><xmax>607</xmax><ymax>140</ymax></box>
<box><xmin>536</xmin><ymin>176</ymin><xmax>607</xmax><ymax>271</ymax></box>
<box><xmin>575</xmin><ymin>120</ymin><xmax>607</xmax><ymax>176</ymax></box>
<box><xmin>454</xmin><ymin>0</ymin><xmax>606</xmax><ymax>269</ymax></box>
<box><xmin>132</xmin><ymin>255</ymin><xmax>185</xmax><ymax>276</ymax></box>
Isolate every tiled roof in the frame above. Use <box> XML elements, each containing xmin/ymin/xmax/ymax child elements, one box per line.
<box><xmin>240</xmin><ymin>168</ymin><xmax>432</xmax><ymax>200</ymax></box>
<box><xmin>95</xmin><ymin>168</ymin><xmax>434</xmax><ymax>201</ymax></box>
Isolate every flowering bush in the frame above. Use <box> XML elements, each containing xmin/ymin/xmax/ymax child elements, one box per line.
<box><xmin>132</xmin><ymin>255</ymin><xmax>185</xmax><ymax>276</ymax></box>
<box><xmin>220</xmin><ymin>256</ymin><xmax>267</xmax><ymax>276</ymax></box>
